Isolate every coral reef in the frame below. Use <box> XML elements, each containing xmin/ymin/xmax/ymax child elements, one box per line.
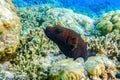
<box><xmin>8</xmin><ymin>28</ymin><xmax>65</xmax><ymax>79</ymax></box>
<box><xmin>41</xmin><ymin>7</ymin><xmax>94</xmax><ymax>35</ymax></box>
<box><xmin>16</xmin><ymin>4</ymin><xmax>94</xmax><ymax>35</ymax></box>
<box><xmin>12</xmin><ymin>0</ymin><xmax>120</xmax><ymax>18</ymax></box>
<box><xmin>48</xmin><ymin>58</ymin><xmax>85</xmax><ymax>80</ymax></box>
<box><xmin>85</xmin><ymin>55</ymin><xmax>116</xmax><ymax>80</ymax></box>
<box><xmin>87</xmin><ymin>32</ymin><xmax>120</xmax><ymax>59</ymax></box>
<box><xmin>87</xmin><ymin>32</ymin><xmax>120</xmax><ymax>79</ymax></box>
<box><xmin>0</xmin><ymin>0</ymin><xmax>21</xmax><ymax>63</ymax></box>
<box><xmin>1</xmin><ymin>3</ymin><xmax>119</xmax><ymax>80</ymax></box>
<box><xmin>16</xmin><ymin>4</ymin><xmax>55</xmax><ymax>34</ymax></box>
<box><xmin>95</xmin><ymin>10</ymin><xmax>120</xmax><ymax>35</ymax></box>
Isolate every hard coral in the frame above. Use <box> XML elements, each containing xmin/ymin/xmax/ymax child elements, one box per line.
<box><xmin>85</xmin><ymin>56</ymin><xmax>116</xmax><ymax>80</ymax></box>
<box><xmin>6</xmin><ymin>3</ymin><xmax>120</xmax><ymax>80</ymax></box>
<box><xmin>87</xmin><ymin>32</ymin><xmax>120</xmax><ymax>79</ymax></box>
<box><xmin>16</xmin><ymin>4</ymin><xmax>54</xmax><ymax>34</ymax></box>
<box><xmin>95</xmin><ymin>10</ymin><xmax>120</xmax><ymax>35</ymax></box>
<box><xmin>16</xmin><ymin>4</ymin><xmax>94</xmax><ymax>35</ymax></box>
<box><xmin>0</xmin><ymin>0</ymin><xmax>21</xmax><ymax>63</ymax></box>
<box><xmin>48</xmin><ymin>58</ymin><xmax>85</xmax><ymax>80</ymax></box>
<box><xmin>87</xmin><ymin>32</ymin><xmax>120</xmax><ymax>59</ymax></box>
<box><xmin>9</xmin><ymin>28</ymin><xmax>60</xmax><ymax>80</ymax></box>
<box><xmin>41</xmin><ymin>8</ymin><xmax>94</xmax><ymax>35</ymax></box>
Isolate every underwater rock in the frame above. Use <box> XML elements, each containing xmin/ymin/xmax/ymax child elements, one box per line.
<box><xmin>44</xmin><ymin>25</ymin><xmax>88</xmax><ymax>60</ymax></box>
<box><xmin>95</xmin><ymin>10</ymin><xmax>120</xmax><ymax>35</ymax></box>
<box><xmin>0</xmin><ymin>0</ymin><xmax>21</xmax><ymax>63</ymax></box>
<box><xmin>41</xmin><ymin>7</ymin><xmax>94</xmax><ymax>35</ymax></box>
<box><xmin>85</xmin><ymin>55</ymin><xmax>116</xmax><ymax>80</ymax></box>
<box><xmin>48</xmin><ymin>58</ymin><xmax>85</xmax><ymax>80</ymax></box>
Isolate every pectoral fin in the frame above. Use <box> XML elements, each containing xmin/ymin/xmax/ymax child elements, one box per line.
<box><xmin>69</xmin><ymin>37</ymin><xmax>78</xmax><ymax>51</ymax></box>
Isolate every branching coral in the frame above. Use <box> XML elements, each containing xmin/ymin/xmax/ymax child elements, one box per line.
<box><xmin>8</xmin><ymin>28</ymin><xmax>64</xmax><ymax>79</ymax></box>
<box><xmin>87</xmin><ymin>32</ymin><xmax>120</xmax><ymax>79</ymax></box>
<box><xmin>88</xmin><ymin>32</ymin><xmax>120</xmax><ymax>59</ymax></box>
<box><xmin>16</xmin><ymin>4</ymin><xmax>54</xmax><ymax>34</ymax></box>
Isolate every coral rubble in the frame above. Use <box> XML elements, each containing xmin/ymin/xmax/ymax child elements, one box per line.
<box><xmin>0</xmin><ymin>0</ymin><xmax>21</xmax><ymax>63</ymax></box>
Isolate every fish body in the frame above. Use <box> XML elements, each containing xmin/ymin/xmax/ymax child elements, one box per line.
<box><xmin>44</xmin><ymin>25</ymin><xmax>88</xmax><ymax>60</ymax></box>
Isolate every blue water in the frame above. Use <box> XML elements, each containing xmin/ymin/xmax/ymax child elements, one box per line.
<box><xmin>12</xmin><ymin>0</ymin><xmax>120</xmax><ymax>17</ymax></box>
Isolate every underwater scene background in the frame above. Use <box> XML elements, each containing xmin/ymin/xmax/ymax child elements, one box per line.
<box><xmin>12</xmin><ymin>0</ymin><xmax>120</xmax><ymax>17</ymax></box>
<box><xmin>0</xmin><ymin>0</ymin><xmax>120</xmax><ymax>80</ymax></box>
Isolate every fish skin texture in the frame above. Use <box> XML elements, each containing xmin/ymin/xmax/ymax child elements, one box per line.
<box><xmin>44</xmin><ymin>25</ymin><xmax>88</xmax><ymax>60</ymax></box>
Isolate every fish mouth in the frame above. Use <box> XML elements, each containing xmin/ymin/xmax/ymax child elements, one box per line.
<box><xmin>44</xmin><ymin>27</ymin><xmax>54</xmax><ymax>39</ymax></box>
<box><xmin>44</xmin><ymin>27</ymin><xmax>49</xmax><ymax>33</ymax></box>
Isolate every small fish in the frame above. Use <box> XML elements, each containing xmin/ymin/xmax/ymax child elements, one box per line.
<box><xmin>44</xmin><ymin>25</ymin><xmax>88</xmax><ymax>60</ymax></box>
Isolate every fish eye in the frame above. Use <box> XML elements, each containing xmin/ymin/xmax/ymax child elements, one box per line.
<box><xmin>54</xmin><ymin>26</ymin><xmax>62</xmax><ymax>34</ymax></box>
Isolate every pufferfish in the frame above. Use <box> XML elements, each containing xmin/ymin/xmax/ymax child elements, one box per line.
<box><xmin>44</xmin><ymin>25</ymin><xmax>88</xmax><ymax>60</ymax></box>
